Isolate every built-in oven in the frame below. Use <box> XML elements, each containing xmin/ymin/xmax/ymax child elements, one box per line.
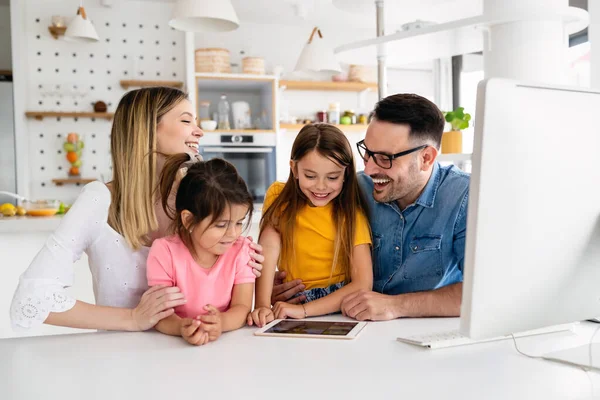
<box><xmin>200</xmin><ymin>133</ymin><xmax>276</xmax><ymax>204</ymax></box>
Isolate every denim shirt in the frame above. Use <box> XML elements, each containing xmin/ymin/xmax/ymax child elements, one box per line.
<box><xmin>358</xmin><ymin>163</ymin><xmax>470</xmax><ymax>295</ymax></box>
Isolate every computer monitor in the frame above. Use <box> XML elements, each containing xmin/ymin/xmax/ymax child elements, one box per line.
<box><xmin>460</xmin><ymin>78</ymin><xmax>600</xmax><ymax>340</ymax></box>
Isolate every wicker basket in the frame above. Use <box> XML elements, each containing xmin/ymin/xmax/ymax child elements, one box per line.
<box><xmin>195</xmin><ymin>48</ymin><xmax>231</xmax><ymax>73</ymax></box>
<box><xmin>242</xmin><ymin>57</ymin><xmax>265</xmax><ymax>75</ymax></box>
<box><xmin>348</xmin><ymin>64</ymin><xmax>377</xmax><ymax>83</ymax></box>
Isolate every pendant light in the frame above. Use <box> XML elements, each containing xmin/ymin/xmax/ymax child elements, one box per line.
<box><xmin>64</xmin><ymin>1</ymin><xmax>99</xmax><ymax>43</ymax></box>
<box><xmin>169</xmin><ymin>0</ymin><xmax>240</xmax><ymax>33</ymax></box>
<box><xmin>294</xmin><ymin>27</ymin><xmax>341</xmax><ymax>75</ymax></box>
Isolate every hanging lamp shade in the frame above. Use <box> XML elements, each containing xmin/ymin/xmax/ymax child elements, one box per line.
<box><xmin>169</xmin><ymin>0</ymin><xmax>240</xmax><ymax>32</ymax></box>
<box><xmin>64</xmin><ymin>6</ymin><xmax>99</xmax><ymax>43</ymax></box>
<box><xmin>294</xmin><ymin>27</ymin><xmax>341</xmax><ymax>75</ymax></box>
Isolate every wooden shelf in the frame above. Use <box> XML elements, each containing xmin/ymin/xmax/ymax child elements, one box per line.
<box><xmin>120</xmin><ymin>80</ymin><xmax>184</xmax><ymax>89</ymax></box>
<box><xmin>280</xmin><ymin>123</ymin><xmax>368</xmax><ymax>132</ymax></box>
<box><xmin>25</xmin><ymin>111</ymin><xmax>114</xmax><ymax>120</ymax></box>
<box><xmin>52</xmin><ymin>178</ymin><xmax>97</xmax><ymax>186</ymax></box>
<box><xmin>279</xmin><ymin>80</ymin><xmax>377</xmax><ymax>92</ymax></box>
<box><xmin>204</xmin><ymin>129</ymin><xmax>276</xmax><ymax>134</ymax></box>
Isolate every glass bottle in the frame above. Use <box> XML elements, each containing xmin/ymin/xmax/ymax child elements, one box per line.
<box><xmin>217</xmin><ymin>94</ymin><xmax>231</xmax><ymax>130</ymax></box>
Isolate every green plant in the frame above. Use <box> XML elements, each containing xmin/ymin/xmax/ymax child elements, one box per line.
<box><xmin>443</xmin><ymin>107</ymin><xmax>472</xmax><ymax>131</ymax></box>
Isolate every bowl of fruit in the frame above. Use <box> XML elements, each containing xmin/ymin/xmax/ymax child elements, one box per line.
<box><xmin>22</xmin><ymin>199</ymin><xmax>61</xmax><ymax>217</ymax></box>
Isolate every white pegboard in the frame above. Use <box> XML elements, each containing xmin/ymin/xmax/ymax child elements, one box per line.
<box><xmin>22</xmin><ymin>0</ymin><xmax>185</xmax><ymax>203</ymax></box>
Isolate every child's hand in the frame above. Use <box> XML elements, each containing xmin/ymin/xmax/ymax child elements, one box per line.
<box><xmin>247</xmin><ymin>306</ymin><xmax>274</xmax><ymax>327</ymax></box>
<box><xmin>180</xmin><ymin>318</ymin><xmax>210</xmax><ymax>346</ymax></box>
<box><xmin>198</xmin><ymin>305</ymin><xmax>222</xmax><ymax>342</ymax></box>
<box><xmin>273</xmin><ymin>301</ymin><xmax>305</xmax><ymax>320</ymax></box>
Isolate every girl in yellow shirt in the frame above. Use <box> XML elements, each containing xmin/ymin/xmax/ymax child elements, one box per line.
<box><xmin>249</xmin><ymin>124</ymin><xmax>373</xmax><ymax>326</ymax></box>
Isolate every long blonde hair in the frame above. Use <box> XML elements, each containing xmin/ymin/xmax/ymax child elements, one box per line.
<box><xmin>108</xmin><ymin>87</ymin><xmax>188</xmax><ymax>249</ymax></box>
<box><xmin>260</xmin><ymin>124</ymin><xmax>370</xmax><ymax>283</ymax></box>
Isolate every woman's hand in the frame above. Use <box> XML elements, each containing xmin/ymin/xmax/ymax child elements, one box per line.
<box><xmin>180</xmin><ymin>317</ymin><xmax>209</xmax><ymax>346</ymax></box>
<box><xmin>247</xmin><ymin>236</ymin><xmax>264</xmax><ymax>278</ymax></box>
<box><xmin>273</xmin><ymin>301</ymin><xmax>306</xmax><ymax>320</ymax></box>
<box><xmin>130</xmin><ymin>285</ymin><xmax>187</xmax><ymax>331</ymax></box>
<box><xmin>247</xmin><ymin>306</ymin><xmax>275</xmax><ymax>328</ymax></box>
<box><xmin>198</xmin><ymin>305</ymin><xmax>222</xmax><ymax>342</ymax></box>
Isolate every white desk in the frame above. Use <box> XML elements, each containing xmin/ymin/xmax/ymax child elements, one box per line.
<box><xmin>1</xmin><ymin>316</ymin><xmax>598</xmax><ymax>400</ymax></box>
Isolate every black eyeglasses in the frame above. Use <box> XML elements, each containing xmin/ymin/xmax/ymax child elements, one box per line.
<box><xmin>356</xmin><ymin>140</ymin><xmax>428</xmax><ymax>169</ymax></box>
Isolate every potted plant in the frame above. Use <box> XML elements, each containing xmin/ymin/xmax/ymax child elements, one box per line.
<box><xmin>441</xmin><ymin>107</ymin><xmax>471</xmax><ymax>154</ymax></box>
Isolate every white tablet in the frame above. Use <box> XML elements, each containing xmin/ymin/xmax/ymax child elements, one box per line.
<box><xmin>254</xmin><ymin>319</ymin><xmax>367</xmax><ymax>340</ymax></box>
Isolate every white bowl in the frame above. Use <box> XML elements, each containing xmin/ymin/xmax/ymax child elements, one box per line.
<box><xmin>200</xmin><ymin>120</ymin><xmax>217</xmax><ymax>131</ymax></box>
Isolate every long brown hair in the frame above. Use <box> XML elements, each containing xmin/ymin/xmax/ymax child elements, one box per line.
<box><xmin>108</xmin><ymin>87</ymin><xmax>188</xmax><ymax>249</ymax></box>
<box><xmin>158</xmin><ymin>154</ymin><xmax>254</xmax><ymax>259</ymax></box>
<box><xmin>260</xmin><ymin>123</ymin><xmax>369</xmax><ymax>283</ymax></box>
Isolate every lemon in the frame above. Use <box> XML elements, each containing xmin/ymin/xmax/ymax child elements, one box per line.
<box><xmin>2</xmin><ymin>208</ymin><xmax>16</xmax><ymax>217</ymax></box>
<box><xmin>0</xmin><ymin>203</ymin><xmax>15</xmax><ymax>213</ymax></box>
<box><xmin>16</xmin><ymin>206</ymin><xmax>26</xmax><ymax>216</ymax></box>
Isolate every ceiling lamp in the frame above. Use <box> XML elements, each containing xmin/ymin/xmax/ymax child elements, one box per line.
<box><xmin>169</xmin><ymin>0</ymin><xmax>240</xmax><ymax>32</ymax></box>
<box><xmin>294</xmin><ymin>27</ymin><xmax>341</xmax><ymax>75</ymax></box>
<box><xmin>64</xmin><ymin>2</ymin><xmax>99</xmax><ymax>43</ymax></box>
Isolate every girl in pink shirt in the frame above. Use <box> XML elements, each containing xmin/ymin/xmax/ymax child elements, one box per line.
<box><xmin>147</xmin><ymin>155</ymin><xmax>256</xmax><ymax>346</ymax></box>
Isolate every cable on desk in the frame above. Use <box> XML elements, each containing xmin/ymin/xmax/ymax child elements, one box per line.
<box><xmin>510</xmin><ymin>327</ymin><xmax>600</xmax><ymax>399</ymax></box>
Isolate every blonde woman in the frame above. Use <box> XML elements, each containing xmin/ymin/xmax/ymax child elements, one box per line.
<box><xmin>10</xmin><ymin>87</ymin><xmax>264</xmax><ymax>333</ymax></box>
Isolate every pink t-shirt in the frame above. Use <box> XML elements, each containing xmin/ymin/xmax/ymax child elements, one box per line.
<box><xmin>146</xmin><ymin>235</ymin><xmax>255</xmax><ymax>318</ymax></box>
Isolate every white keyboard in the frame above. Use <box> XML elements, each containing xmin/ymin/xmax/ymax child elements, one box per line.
<box><xmin>397</xmin><ymin>323</ymin><xmax>575</xmax><ymax>349</ymax></box>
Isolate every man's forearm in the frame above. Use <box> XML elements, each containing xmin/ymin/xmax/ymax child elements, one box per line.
<box><xmin>393</xmin><ymin>282</ymin><xmax>462</xmax><ymax>318</ymax></box>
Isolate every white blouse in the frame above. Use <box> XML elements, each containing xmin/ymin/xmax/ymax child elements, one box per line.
<box><xmin>10</xmin><ymin>182</ymin><xmax>150</xmax><ymax>330</ymax></box>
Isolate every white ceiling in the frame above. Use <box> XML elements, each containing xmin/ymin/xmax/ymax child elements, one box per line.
<box><xmin>133</xmin><ymin>0</ymin><xmax>483</xmax><ymax>32</ymax></box>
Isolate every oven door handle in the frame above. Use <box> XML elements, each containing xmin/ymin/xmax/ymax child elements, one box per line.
<box><xmin>202</xmin><ymin>147</ymin><xmax>274</xmax><ymax>153</ymax></box>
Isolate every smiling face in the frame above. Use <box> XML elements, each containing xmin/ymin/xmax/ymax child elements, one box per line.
<box><xmin>292</xmin><ymin>149</ymin><xmax>346</xmax><ymax>207</ymax></box>
<box><xmin>156</xmin><ymin>99</ymin><xmax>203</xmax><ymax>156</ymax></box>
<box><xmin>362</xmin><ymin>119</ymin><xmax>426</xmax><ymax>207</ymax></box>
<box><xmin>185</xmin><ymin>203</ymin><xmax>249</xmax><ymax>260</ymax></box>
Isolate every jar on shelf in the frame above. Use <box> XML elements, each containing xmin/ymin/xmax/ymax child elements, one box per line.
<box><xmin>358</xmin><ymin>114</ymin><xmax>368</xmax><ymax>124</ymax></box>
<box><xmin>328</xmin><ymin>102</ymin><xmax>340</xmax><ymax>125</ymax></box>
<box><xmin>316</xmin><ymin>111</ymin><xmax>328</xmax><ymax>123</ymax></box>
<box><xmin>199</xmin><ymin>101</ymin><xmax>211</xmax><ymax>121</ymax></box>
<box><xmin>343</xmin><ymin>110</ymin><xmax>356</xmax><ymax>125</ymax></box>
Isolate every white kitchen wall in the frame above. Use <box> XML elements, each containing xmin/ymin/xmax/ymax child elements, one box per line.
<box><xmin>15</xmin><ymin>0</ymin><xmax>434</xmax><ymax>202</ymax></box>
<box><xmin>0</xmin><ymin>5</ymin><xmax>11</xmax><ymax>70</ymax></box>
<box><xmin>193</xmin><ymin>21</ymin><xmax>433</xmax><ymax>181</ymax></box>
<box><xmin>17</xmin><ymin>0</ymin><xmax>185</xmax><ymax>203</ymax></box>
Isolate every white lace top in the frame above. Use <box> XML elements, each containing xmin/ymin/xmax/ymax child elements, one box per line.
<box><xmin>10</xmin><ymin>182</ymin><xmax>150</xmax><ymax>330</ymax></box>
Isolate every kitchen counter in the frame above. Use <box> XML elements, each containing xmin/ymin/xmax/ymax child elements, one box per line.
<box><xmin>0</xmin><ymin>316</ymin><xmax>597</xmax><ymax>400</ymax></box>
<box><xmin>0</xmin><ymin>215</ymin><xmax>64</xmax><ymax>233</ymax></box>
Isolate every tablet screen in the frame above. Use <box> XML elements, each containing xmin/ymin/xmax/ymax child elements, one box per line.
<box><xmin>264</xmin><ymin>320</ymin><xmax>358</xmax><ymax>336</ymax></box>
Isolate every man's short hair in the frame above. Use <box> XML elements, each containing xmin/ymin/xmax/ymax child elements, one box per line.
<box><xmin>371</xmin><ymin>93</ymin><xmax>445</xmax><ymax>149</ymax></box>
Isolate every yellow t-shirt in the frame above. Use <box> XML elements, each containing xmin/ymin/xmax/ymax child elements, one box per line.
<box><xmin>263</xmin><ymin>181</ymin><xmax>371</xmax><ymax>290</ymax></box>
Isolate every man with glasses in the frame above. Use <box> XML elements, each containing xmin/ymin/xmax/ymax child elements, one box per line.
<box><xmin>270</xmin><ymin>93</ymin><xmax>470</xmax><ymax>321</ymax></box>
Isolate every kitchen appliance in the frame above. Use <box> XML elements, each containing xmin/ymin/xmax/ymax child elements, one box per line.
<box><xmin>200</xmin><ymin>133</ymin><xmax>276</xmax><ymax>203</ymax></box>
<box><xmin>231</xmin><ymin>101</ymin><xmax>252</xmax><ymax>129</ymax></box>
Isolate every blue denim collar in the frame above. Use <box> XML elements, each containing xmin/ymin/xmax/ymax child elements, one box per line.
<box><xmin>414</xmin><ymin>162</ymin><xmax>441</xmax><ymax>209</ymax></box>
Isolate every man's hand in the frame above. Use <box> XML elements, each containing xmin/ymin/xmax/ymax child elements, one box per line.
<box><xmin>341</xmin><ymin>290</ymin><xmax>399</xmax><ymax>321</ymax></box>
<box><xmin>247</xmin><ymin>306</ymin><xmax>275</xmax><ymax>328</ymax></box>
<box><xmin>271</xmin><ymin>271</ymin><xmax>306</xmax><ymax>305</ymax></box>
<box><xmin>273</xmin><ymin>301</ymin><xmax>305</xmax><ymax>320</ymax></box>
<box><xmin>180</xmin><ymin>317</ymin><xmax>210</xmax><ymax>346</ymax></box>
<box><xmin>198</xmin><ymin>305</ymin><xmax>223</xmax><ymax>342</ymax></box>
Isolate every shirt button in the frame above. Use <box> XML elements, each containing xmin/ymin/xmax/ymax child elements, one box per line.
<box><xmin>413</xmin><ymin>246</ymin><xmax>418</xmax><ymax>251</ymax></box>
<box><xmin>400</xmin><ymin>215</ymin><xmax>404</xmax><ymax>220</ymax></box>
<box><xmin>395</xmin><ymin>246</ymin><xmax>399</xmax><ymax>251</ymax></box>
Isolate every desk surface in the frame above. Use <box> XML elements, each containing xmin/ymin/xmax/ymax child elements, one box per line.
<box><xmin>0</xmin><ymin>316</ymin><xmax>597</xmax><ymax>400</ymax></box>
